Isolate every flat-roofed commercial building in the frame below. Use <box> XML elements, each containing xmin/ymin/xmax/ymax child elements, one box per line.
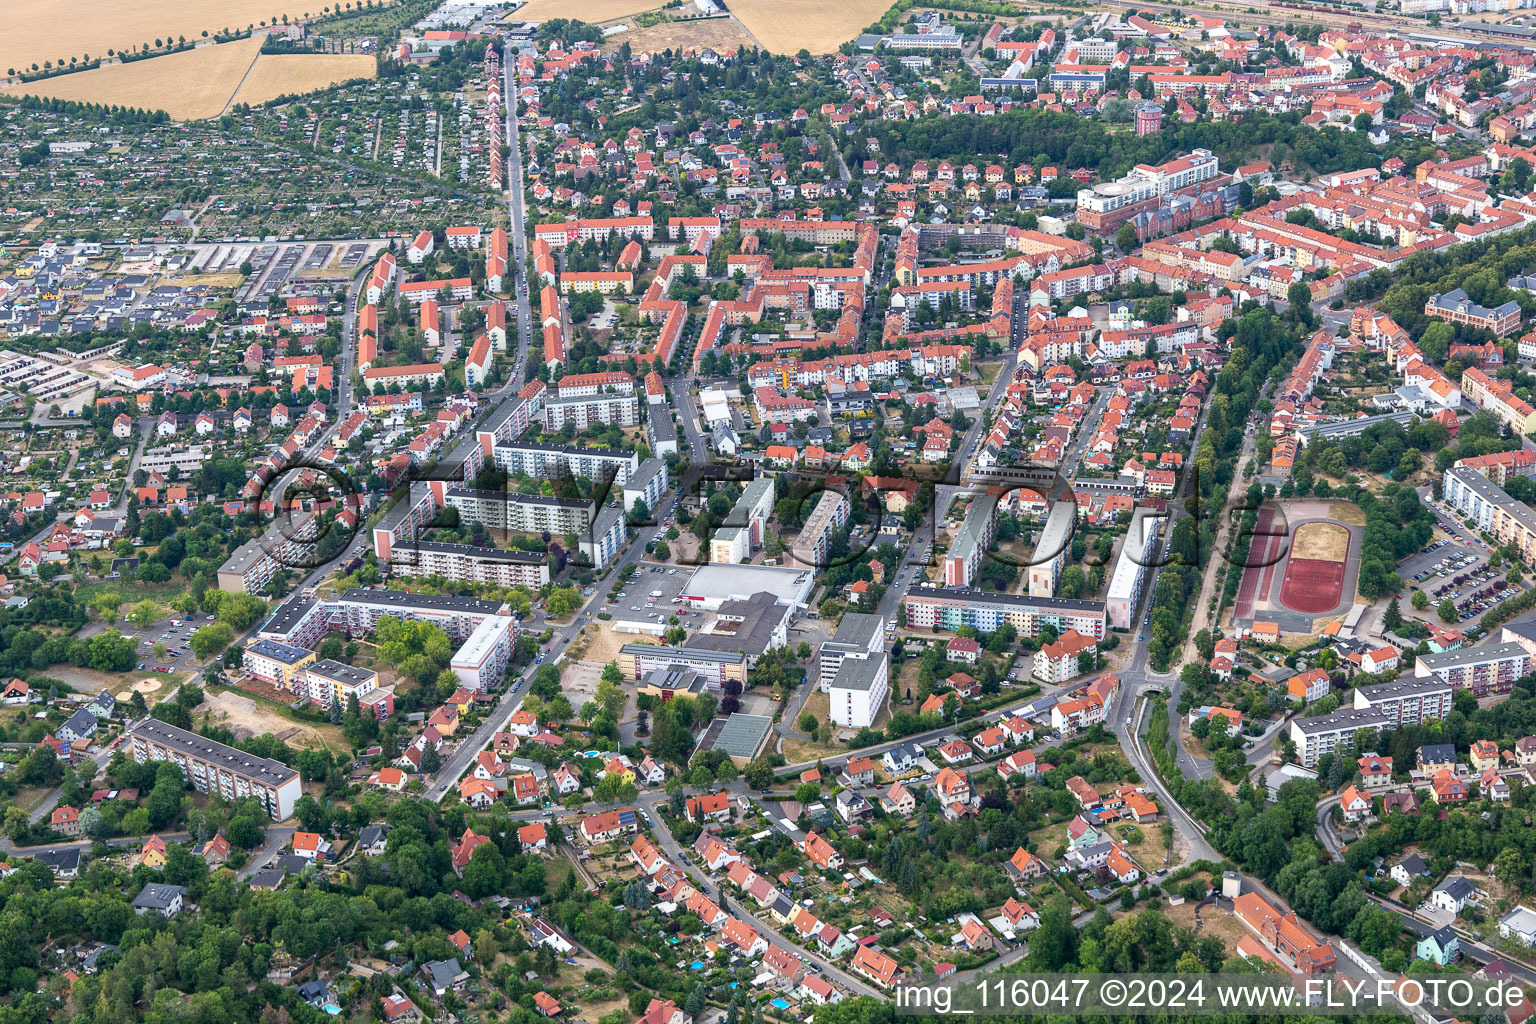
<box><xmin>906</xmin><ymin>587</ymin><xmax>1106</xmax><ymax>640</ymax></box>
<box><xmin>617</xmin><ymin>643</ymin><xmax>747</xmax><ymax>688</ymax></box>
<box><xmin>128</xmin><ymin>720</ymin><xmax>302</xmax><ymax>820</ymax></box>
<box><xmin>682</xmin><ymin>563</ymin><xmax>816</xmax><ymax>610</ymax></box>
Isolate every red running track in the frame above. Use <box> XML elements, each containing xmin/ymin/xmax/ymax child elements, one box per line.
<box><xmin>1234</xmin><ymin>508</ymin><xmax>1276</xmax><ymax>621</ymax></box>
<box><xmin>1280</xmin><ymin>555</ymin><xmax>1346</xmax><ymax>615</ymax></box>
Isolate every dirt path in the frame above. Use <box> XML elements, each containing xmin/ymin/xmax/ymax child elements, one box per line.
<box><xmin>218</xmin><ymin>37</ymin><xmax>266</xmax><ymax>117</ymax></box>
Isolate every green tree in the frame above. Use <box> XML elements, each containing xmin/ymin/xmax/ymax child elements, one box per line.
<box><xmin>1383</xmin><ymin>597</ymin><xmax>1403</xmax><ymax>631</ymax></box>
<box><xmin>190</xmin><ymin>622</ymin><xmax>235</xmax><ymax>659</ymax></box>
<box><xmin>1438</xmin><ymin>598</ymin><xmax>1458</xmax><ymax>624</ymax></box>
<box><xmin>127</xmin><ymin>600</ymin><xmax>161</xmax><ymax>629</ymax></box>
<box><xmin>743</xmin><ymin>759</ymin><xmax>774</xmax><ymax>790</ymax></box>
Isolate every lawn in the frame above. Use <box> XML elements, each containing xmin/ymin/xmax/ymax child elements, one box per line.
<box><xmin>1028</xmin><ymin>819</ymin><xmax>1072</xmax><ymax>860</ymax></box>
<box><xmin>1110</xmin><ymin>820</ymin><xmax>1172</xmax><ymax>872</ymax></box>
<box><xmin>75</xmin><ymin>578</ymin><xmax>195</xmax><ymax>613</ymax></box>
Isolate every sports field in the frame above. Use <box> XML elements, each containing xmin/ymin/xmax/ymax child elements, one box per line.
<box><xmin>1279</xmin><ymin>522</ymin><xmax>1351</xmax><ymax>615</ymax></box>
<box><xmin>230</xmin><ymin>53</ymin><xmax>377</xmax><ymax>106</ymax></box>
<box><xmin>1290</xmin><ymin>521</ymin><xmax>1349</xmax><ymax>562</ymax></box>
<box><xmin>4</xmin><ymin>37</ymin><xmax>264</xmax><ymax>119</ymax></box>
<box><xmin>729</xmin><ymin>0</ymin><xmax>894</xmax><ymax>53</ymax></box>
<box><xmin>0</xmin><ymin>0</ymin><xmax>326</xmax><ymax>77</ymax></box>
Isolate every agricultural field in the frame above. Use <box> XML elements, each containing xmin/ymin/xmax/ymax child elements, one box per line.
<box><xmin>729</xmin><ymin>0</ymin><xmax>894</xmax><ymax>53</ymax></box>
<box><xmin>229</xmin><ymin>52</ymin><xmax>377</xmax><ymax>106</ymax></box>
<box><xmin>0</xmin><ymin>0</ymin><xmax>332</xmax><ymax>77</ymax></box>
<box><xmin>603</xmin><ymin>16</ymin><xmax>753</xmax><ymax>55</ymax></box>
<box><xmin>515</xmin><ymin>0</ymin><xmax>663</xmax><ymax>22</ymax></box>
<box><xmin>4</xmin><ymin>36</ymin><xmax>265</xmax><ymax>119</ymax></box>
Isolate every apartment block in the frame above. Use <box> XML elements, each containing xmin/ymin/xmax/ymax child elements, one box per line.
<box><xmin>1414</xmin><ymin>641</ymin><xmax>1531</xmax><ymax>697</ymax></box>
<box><xmin>906</xmin><ymin>588</ymin><xmax>1106</xmax><ymax>640</ymax></box>
<box><xmin>128</xmin><ymin>720</ymin><xmax>302</xmax><ymax>820</ymax></box>
<box><xmin>1288</xmin><ymin>708</ymin><xmax>1394</xmax><ymax>767</ymax></box>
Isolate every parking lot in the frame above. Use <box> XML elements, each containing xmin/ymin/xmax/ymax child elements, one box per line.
<box><xmin>1403</xmin><ymin>541</ymin><xmax>1523</xmax><ymax>625</ymax></box>
<box><xmin>1399</xmin><ymin>538</ymin><xmax>1480</xmax><ymax>581</ymax></box>
<box><xmin>124</xmin><ymin>613</ymin><xmax>219</xmax><ymax>674</ymax></box>
<box><xmin>613</xmin><ymin>561</ymin><xmax>697</xmax><ymax>621</ymax></box>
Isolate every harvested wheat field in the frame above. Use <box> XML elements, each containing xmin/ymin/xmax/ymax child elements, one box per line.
<box><xmin>230</xmin><ymin>53</ymin><xmax>376</xmax><ymax>105</ymax></box>
<box><xmin>5</xmin><ymin>36</ymin><xmax>264</xmax><ymax>119</ymax></box>
<box><xmin>604</xmin><ymin>17</ymin><xmax>753</xmax><ymax>55</ymax></box>
<box><xmin>730</xmin><ymin>0</ymin><xmax>892</xmax><ymax>53</ymax></box>
<box><xmin>0</xmin><ymin>0</ymin><xmax>344</xmax><ymax>77</ymax></box>
<box><xmin>516</xmin><ymin>0</ymin><xmax>663</xmax><ymax>21</ymax></box>
<box><xmin>1291</xmin><ymin>521</ymin><xmax>1350</xmax><ymax>562</ymax></box>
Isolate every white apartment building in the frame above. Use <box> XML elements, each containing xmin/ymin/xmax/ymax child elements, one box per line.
<box><xmin>828</xmin><ymin>650</ymin><xmax>889</xmax><ymax>729</ymax></box>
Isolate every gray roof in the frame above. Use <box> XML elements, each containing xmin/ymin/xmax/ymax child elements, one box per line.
<box><xmin>358</xmin><ymin>824</ymin><xmax>390</xmax><ymax>848</ymax></box>
<box><xmin>1416</xmin><ymin>641</ymin><xmax>1529</xmax><ymax>672</ymax></box>
<box><xmin>711</xmin><ymin>713</ymin><xmax>774</xmax><ymax>759</ymax></box>
<box><xmin>1394</xmin><ymin>853</ymin><xmax>1430</xmax><ymax>876</ymax></box>
<box><xmin>1419</xmin><ymin>743</ymin><xmax>1456</xmax><ymax>763</ymax></box>
<box><xmin>339</xmin><ymin>588</ymin><xmax>506</xmax><ymax>615</ymax></box>
<box><xmin>259</xmin><ymin>594</ymin><xmax>318</xmax><ymax>638</ymax></box>
<box><xmin>131</xmin><ymin>720</ymin><xmax>299</xmax><ymax>788</ymax></box>
<box><xmin>830</xmin><ymin>651</ymin><xmax>888</xmax><ymax>693</ymax></box>
<box><xmin>132</xmin><ymin>883</ymin><xmax>187</xmax><ymax>910</ymax></box>
<box><xmin>1428</xmin><ymin>287</ymin><xmax>1520</xmax><ymax>320</ymax></box>
<box><xmin>686</xmin><ymin>592</ymin><xmax>783</xmax><ymax>657</ymax></box>
<box><xmin>422</xmin><ymin>958</ymin><xmax>466</xmax><ymax>991</ymax></box>
<box><xmin>1435</xmin><ymin>875</ymin><xmax>1475</xmax><ymax>901</ymax></box>
<box><xmin>1423</xmin><ymin>925</ymin><xmax>1458</xmax><ymax>949</ymax></box>
<box><xmin>249</xmin><ymin>868</ymin><xmax>286</xmax><ymax>888</ymax></box>
<box><xmin>245</xmin><ymin>639</ymin><xmax>312</xmax><ymax>666</ymax></box>
<box><xmin>60</xmin><ymin>707</ymin><xmax>98</xmax><ymax>736</ymax></box>
<box><xmin>622</xmin><ymin>643</ymin><xmax>745</xmax><ymax>666</ymax></box>
<box><xmin>1291</xmin><ymin>707</ymin><xmax>1394</xmax><ymax>737</ymax></box>
<box><xmin>306</xmin><ymin>659</ymin><xmax>376</xmax><ymax>687</ymax></box>
<box><xmin>829</xmin><ymin>611</ymin><xmax>884</xmax><ymax>649</ymax></box>
<box><xmin>33</xmin><ymin>848</ymin><xmax>80</xmax><ymax>873</ymax></box>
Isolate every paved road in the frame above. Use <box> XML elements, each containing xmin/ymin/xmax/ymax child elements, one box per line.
<box><xmin>634</xmin><ymin>789</ymin><xmax>883</xmax><ymax>998</ymax></box>
<box><xmin>503</xmin><ymin>56</ymin><xmax>533</xmax><ymax>383</ymax></box>
<box><xmin>1372</xmin><ymin>895</ymin><xmax>1536</xmax><ymax>988</ymax></box>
